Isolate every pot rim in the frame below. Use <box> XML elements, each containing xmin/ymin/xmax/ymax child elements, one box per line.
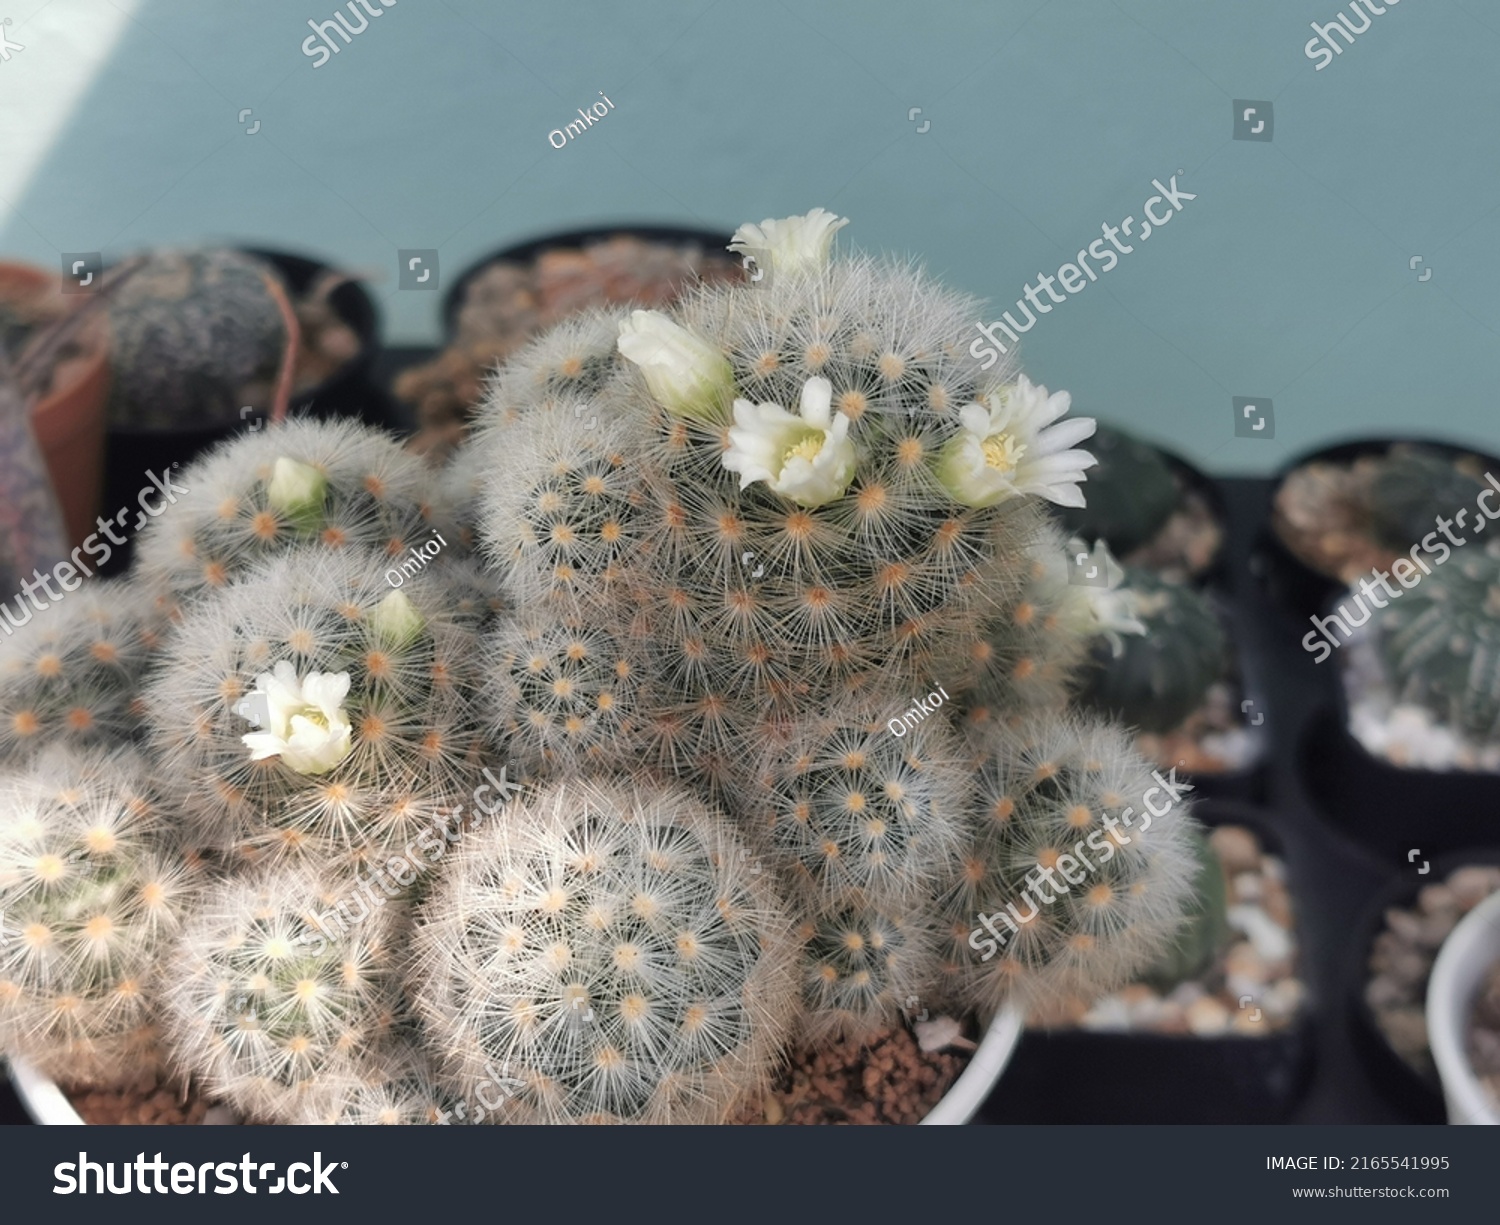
<box><xmin>1426</xmin><ymin>888</ymin><xmax>1500</xmax><ymax>1124</ymax></box>
<box><xmin>9</xmin><ymin>1002</ymin><xmax>1025</xmax><ymax>1126</ymax></box>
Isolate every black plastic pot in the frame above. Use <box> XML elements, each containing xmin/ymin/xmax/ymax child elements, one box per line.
<box><xmin>1254</xmin><ymin>436</ymin><xmax>1500</xmax><ymax>626</ymax></box>
<box><xmin>441</xmin><ymin>224</ymin><xmax>738</xmax><ymax>340</ymax></box>
<box><xmin>1346</xmin><ymin>847</ymin><xmax>1500</xmax><ymax>1123</ymax></box>
<box><xmin>1299</xmin><ymin>671</ymin><xmax>1500</xmax><ymax>862</ymax></box>
<box><xmin>979</xmin><ymin>801</ymin><xmax>1317</xmax><ymax>1124</ymax></box>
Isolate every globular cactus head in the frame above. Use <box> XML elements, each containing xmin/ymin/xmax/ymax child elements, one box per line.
<box><xmin>938</xmin><ymin>714</ymin><xmax>1202</xmax><ymax>1019</ymax></box>
<box><xmin>161</xmin><ymin>860</ymin><xmax>405</xmax><ymax>1123</ymax></box>
<box><xmin>797</xmin><ymin>900</ymin><xmax>941</xmax><ymax>1045</ymax></box>
<box><xmin>409</xmin><ymin>777</ymin><xmax>800</xmax><ymax>1125</ymax></box>
<box><xmin>105</xmin><ymin>248</ymin><xmax>291</xmax><ymax>430</ymax></box>
<box><xmin>1077</xmin><ymin>566</ymin><xmax>1226</xmax><ymax>735</ymax></box>
<box><xmin>1368</xmin><ymin>447</ymin><xmax>1486</xmax><ymax>553</ymax></box>
<box><xmin>0</xmin><ymin>578</ymin><xmax>164</xmax><ymax>763</ymax></box>
<box><xmin>287</xmin><ymin>1032</ymin><xmax>446</xmax><ymax>1125</ymax></box>
<box><xmin>1372</xmin><ymin>537</ymin><xmax>1500</xmax><ymax>743</ymax></box>
<box><xmin>0</xmin><ymin>746</ymin><xmax>200</xmax><ymax>1088</ymax></box>
<box><xmin>144</xmin><ymin>546</ymin><xmax>486</xmax><ymax>869</ymax></box>
<box><xmin>744</xmin><ymin>693</ymin><xmax>970</xmax><ymax>914</ymax></box>
<box><xmin>135</xmin><ymin>417</ymin><xmax>453</xmax><ymax>608</ymax></box>
<box><xmin>476</xmin><ymin>307</ymin><xmax>626</xmax><ymax>436</ymax></box>
<box><xmin>1053</xmin><ymin>423</ymin><xmax>1178</xmax><ymax>558</ymax></box>
<box><xmin>482</xmin><ymin>617</ymin><xmax>643</xmax><ymax>780</ymax></box>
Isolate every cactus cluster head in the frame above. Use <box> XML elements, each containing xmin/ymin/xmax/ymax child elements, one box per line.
<box><xmin>0</xmin><ymin>746</ymin><xmax>200</xmax><ymax>1088</ymax></box>
<box><xmin>1368</xmin><ymin>447</ymin><xmax>1486</xmax><ymax>553</ymax></box>
<box><xmin>135</xmin><ymin>417</ymin><xmax>452</xmax><ymax>608</ymax></box>
<box><xmin>1372</xmin><ymin>537</ymin><xmax>1500</xmax><ymax>742</ymax></box>
<box><xmin>938</xmin><ymin>715</ymin><xmax>1202</xmax><ymax>1016</ymax></box>
<box><xmin>0</xmin><ymin>579</ymin><xmax>164</xmax><ymax>763</ymax></box>
<box><xmin>1077</xmin><ymin>566</ymin><xmax>1227</xmax><ymax>735</ymax></box>
<box><xmin>797</xmin><ymin>902</ymin><xmax>940</xmax><ymax>1046</ymax></box>
<box><xmin>105</xmin><ymin>248</ymin><xmax>291</xmax><ymax>430</ymax></box>
<box><xmin>160</xmin><ymin>861</ymin><xmax>405</xmax><ymax>1122</ymax></box>
<box><xmin>409</xmin><ymin>777</ymin><xmax>799</xmax><ymax>1124</ymax></box>
<box><xmin>144</xmin><ymin>546</ymin><xmax>486</xmax><ymax>869</ymax></box>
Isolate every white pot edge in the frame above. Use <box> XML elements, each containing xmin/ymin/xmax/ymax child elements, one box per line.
<box><xmin>7</xmin><ymin>1057</ymin><xmax>86</xmax><ymax>1125</ymax></box>
<box><xmin>1426</xmin><ymin>888</ymin><xmax>1500</xmax><ymax>1125</ymax></box>
<box><xmin>919</xmin><ymin>1003</ymin><xmax>1025</xmax><ymax>1125</ymax></box>
<box><xmin>10</xmin><ymin>1004</ymin><xmax>1025</xmax><ymax>1127</ymax></box>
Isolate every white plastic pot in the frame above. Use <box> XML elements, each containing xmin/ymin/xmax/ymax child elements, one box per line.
<box><xmin>10</xmin><ymin>1004</ymin><xmax>1025</xmax><ymax>1126</ymax></box>
<box><xmin>1427</xmin><ymin>888</ymin><xmax>1500</xmax><ymax>1125</ymax></box>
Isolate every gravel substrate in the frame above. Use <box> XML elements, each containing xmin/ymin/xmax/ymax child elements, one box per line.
<box><xmin>1029</xmin><ymin>825</ymin><xmax>1303</xmax><ymax>1035</ymax></box>
<box><xmin>732</xmin><ymin>1023</ymin><xmax>969</xmax><ymax>1125</ymax></box>
<box><xmin>1366</xmin><ymin>865</ymin><xmax>1500</xmax><ymax>1079</ymax></box>
<box><xmin>1135</xmin><ymin>681</ymin><xmax>1264</xmax><ymax>777</ymax></box>
<box><xmin>63</xmin><ymin>1078</ymin><xmax>220</xmax><ymax>1126</ymax></box>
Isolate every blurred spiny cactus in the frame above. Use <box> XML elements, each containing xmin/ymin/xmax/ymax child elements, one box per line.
<box><xmin>144</xmin><ymin>547</ymin><xmax>486</xmax><ymax>869</ymax></box>
<box><xmin>104</xmin><ymin>248</ymin><xmax>293</xmax><ymax>431</ymax></box>
<box><xmin>0</xmin><ymin>579</ymin><xmax>163</xmax><ymax>763</ymax></box>
<box><xmin>1053</xmin><ymin>423</ymin><xmax>1178</xmax><ymax>558</ymax></box>
<box><xmin>0</xmin><ymin>746</ymin><xmax>201</xmax><ymax>1088</ymax></box>
<box><xmin>1368</xmin><ymin>447</ymin><xmax>1485</xmax><ymax>553</ymax></box>
<box><xmin>409</xmin><ymin>777</ymin><xmax>799</xmax><ymax>1124</ymax></box>
<box><xmin>1372</xmin><ymin>537</ymin><xmax>1500</xmax><ymax>742</ymax></box>
<box><xmin>1078</xmin><ymin>566</ymin><xmax>1226</xmax><ymax>735</ymax></box>
<box><xmin>135</xmin><ymin>417</ymin><xmax>453</xmax><ymax>608</ymax></box>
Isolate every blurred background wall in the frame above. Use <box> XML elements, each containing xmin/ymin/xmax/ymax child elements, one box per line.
<box><xmin>1</xmin><ymin>0</ymin><xmax>1495</xmax><ymax>472</ymax></box>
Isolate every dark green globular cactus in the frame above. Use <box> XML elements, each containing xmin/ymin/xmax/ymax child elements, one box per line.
<box><xmin>1368</xmin><ymin>447</ymin><xmax>1485</xmax><ymax>552</ymax></box>
<box><xmin>1373</xmin><ymin>538</ymin><xmax>1500</xmax><ymax>742</ymax></box>
<box><xmin>1139</xmin><ymin>825</ymin><xmax>1231</xmax><ymax>992</ymax></box>
<box><xmin>1078</xmin><ymin>567</ymin><xmax>1227</xmax><ymax>735</ymax></box>
<box><xmin>105</xmin><ymin>248</ymin><xmax>291</xmax><ymax>430</ymax></box>
<box><xmin>1053</xmin><ymin>423</ymin><xmax>1179</xmax><ymax>557</ymax></box>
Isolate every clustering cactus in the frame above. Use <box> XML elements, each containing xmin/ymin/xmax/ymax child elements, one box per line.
<box><xmin>144</xmin><ymin>546</ymin><xmax>486</xmax><ymax>868</ymax></box>
<box><xmin>938</xmin><ymin>715</ymin><xmax>1200</xmax><ymax>1015</ymax></box>
<box><xmin>0</xmin><ymin>579</ymin><xmax>163</xmax><ymax>762</ymax></box>
<box><xmin>1054</xmin><ymin>423</ymin><xmax>1179</xmax><ymax>557</ymax></box>
<box><xmin>1371</xmin><ymin>537</ymin><xmax>1500</xmax><ymax>742</ymax></box>
<box><xmin>1078</xmin><ymin>566</ymin><xmax>1227</xmax><ymax>735</ymax></box>
<box><xmin>159</xmin><ymin>861</ymin><xmax>405</xmax><ymax>1123</ymax></box>
<box><xmin>0</xmin><ymin>746</ymin><xmax>200</xmax><ymax>1088</ymax></box>
<box><xmin>5</xmin><ymin>209</ymin><xmax>1214</xmax><ymax>1127</ymax></box>
<box><xmin>1139</xmin><ymin>825</ymin><xmax>1231</xmax><ymax>991</ymax></box>
<box><xmin>135</xmin><ymin>416</ymin><xmax>454</xmax><ymax>608</ymax></box>
<box><xmin>408</xmin><ymin>777</ymin><xmax>799</xmax><ymax>1124</ymax></box>
<box><xmin>104</xmin><ymin>248</ymin><xmax>292</xmax><ymax>430</ymax></box>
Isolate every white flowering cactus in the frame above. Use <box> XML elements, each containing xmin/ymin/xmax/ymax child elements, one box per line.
<box><xmin>723</xmin><ymin>376</ymin><xmax>857</xmax><ymax>507</ymax></box>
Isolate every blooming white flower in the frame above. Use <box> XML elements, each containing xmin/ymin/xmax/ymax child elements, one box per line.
<box><xmin>238</xmin><ymin>661</ymin><xmax>353</xmax><ymax>775</ymax></box>
<box><xmin>615</xmin><ymin>310</ymin><xmax>734</xmax><ymax>420</ymax></box>
<box><xmin>1059</xmin><ymin>538</ymin><xmax>1146</xmax><ymax>657</ymax></box>
<box><xmin>722</xmin><ymin>376</ymin><xmax>856</xmax><ymax>507</ymax></box>
<box><xmin>728</xmin><ymin>208</ymin><xmax>849</xmax><ymax>278</ymax></box>
<box><xmin>265</xmin><ymin>457</ymin><xmax>329</xmax><ymax>524</ymax></box>
<box><xmin>935</xmin><ymin>375</ymin><xmax>1097</xmax><ymax>508</ymax></box>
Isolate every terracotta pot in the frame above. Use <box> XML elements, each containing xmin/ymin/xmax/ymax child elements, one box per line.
<box><xmin>0</xmin><ymin>262</ymin><xmax>111</xmax><ymax>550</ymax></box>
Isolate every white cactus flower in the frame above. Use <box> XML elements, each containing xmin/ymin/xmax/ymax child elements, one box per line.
<box><xmin>728</xmin><ymin>208</ymin><xmax>849</xmax><ymax>278</ymax></box>
<box><xmin>1059</xmin><ymin>538</ymin><xmax>1146</xmax><ymax>657</ymax></box>
<box><xmin>238</xmin><ymin>661</ymin><xmax>353</xmax><ymax>775</ymax></box>
<box><xmin>936</xmin><ymin>375</ymin><xmax>1097</xmax><ymax>508</ymax></box>
<box><xmin>722</xmin><ymin>376</ymin><xmax>856</xmax><ymax>507</ymax></box>
<box><xmin>615</xmin><ymin>310</ymin><xmax>734</xmax><ymax>419</ymax></box>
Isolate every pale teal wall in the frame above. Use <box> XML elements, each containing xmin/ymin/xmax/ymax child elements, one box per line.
<box><xmin>2</xmin><ymin>0</ymin><xmax>1496</xmax><ymax>472</ymax></box>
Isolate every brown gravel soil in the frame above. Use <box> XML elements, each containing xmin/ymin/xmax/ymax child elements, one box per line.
<box><xmin>731</xmin><ymin>1022</ymin><xmax>970</xmax><ymax>1125</ymax></box>
<box><xmin>63</xmin><ymin>1076</ymin><xmax>220</xmax><ymax>1126</ymax></box>
<box><xmin>1366</xmin><ymin>865</ymin><xmax>1500</xmax><ymax>1079</ymax></box>
<box><xmin>1125</xmin><ymin>485</ymin><xmax>1224</xmax><ymax>583</ymax></box>
<box><xmin>1135</xmin><ymin>681</ymin><xmax>1262</xmax><ymax>777</ymax></box>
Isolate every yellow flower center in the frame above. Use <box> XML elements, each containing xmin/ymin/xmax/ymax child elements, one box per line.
<box><xmin>981</xmin><ymin>432</ymin><xmax>1026</xmax><ymax>474</ymax></box>
<box><xmin>783</xmin><ymin>432</ymin><xmax>824</xmax><ymax>466</ymax></box>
